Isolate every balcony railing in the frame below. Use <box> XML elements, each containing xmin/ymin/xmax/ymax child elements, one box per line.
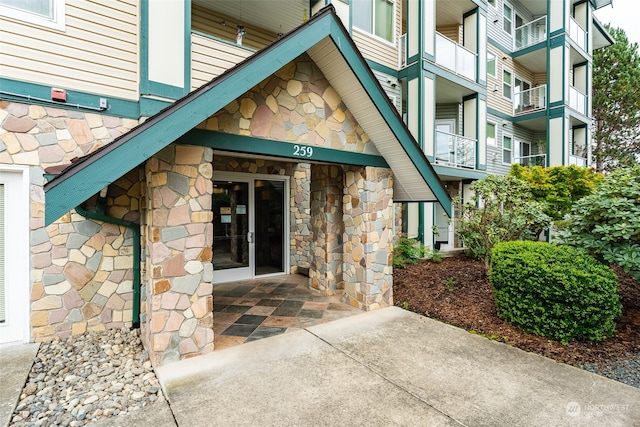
<box><xmin>398</xmin><ymin>33</ymin><xmax>407</xmax><ymax>69</ymax></box>
<box><xmin>515</xmin><ymin>15</ymin><xmax>547</xmax><ymax>50</ymax></box>
<box><xmin>515</xmin><ymin>154</ymin><xmax>546</xmax><ymax>167</ymax></box>
<box><xmin>435</xmin><ymin>33</ymin><xmax>476</xmax><ymax>81</ymax></box>
<box><xmin>514</xmin><ymin>84</ymin><xmax>547</xmax><ymax>115</ymax></box>
<box><xmin>435</xmin><ymin>130</ymin><xmax>477</xmax><ymax>169</ymax></box>
<box><xmin>568</xmin><ymin>155</ymin><xmax>587</xmax><ymax>167</ymax></box>
<box><xmin>568</xmin><ymin>86</ymin><xmax>587</xmax><ymax>115</ymax></box>
<box><xmin>569</xmin><ymin>16</ymin><xmax>587</xmax><ymax>51</ymax></box>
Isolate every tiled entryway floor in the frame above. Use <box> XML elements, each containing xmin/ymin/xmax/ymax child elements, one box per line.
<box><xmin>213</xmin><ymin>274</ymin><xmax>363</xmax><ymax>350</ymax></box>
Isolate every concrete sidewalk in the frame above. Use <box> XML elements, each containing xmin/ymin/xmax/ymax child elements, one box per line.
<box><xmin>157</xmin><ymin>307</ymin><xmax>640</xmax><ymax>426</ymax></box>
<box><xmin>0</xmin><ymin>342</ymin><xmax>39</xmax><ymax>427</ymax></box>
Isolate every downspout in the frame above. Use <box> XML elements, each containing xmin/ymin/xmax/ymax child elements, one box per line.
<box><xmin>75</xmin><ymin>197</ymin><xmax>141</xmax><ymax>329</ymax></box>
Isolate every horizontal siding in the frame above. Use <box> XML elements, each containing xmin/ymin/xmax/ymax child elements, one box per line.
<box><xmin>352</xmin><ymin>0</ymin><xmax>401</xmax><ymax>70</ymax></box>
<box><xmin>0</xmin><ymin>0</ymin><xmax>138</xmax><ymax>100</ymax></box>
<box><xmin>372</xmin><ymin>70</ymin><xmax>401</xmax><ymax>112</ymax></box>
<box><xmin>436</xmin><ymin>25</ymin><xmax>460</xmax><ymax>43</ymax></box>
<box><xmin>191</xmin><ymin>33</ymin><xmax>254</xmax><ymax>90</ymax></box>
<box><xmin>191</xmin><ymin>4</ymin><xmax>277</xmax><ymax>51</ymax></box>
<box><xmin>487</xmin><ymin>44</ymin><xmax>513</xmax><ymax>115</ymax></box>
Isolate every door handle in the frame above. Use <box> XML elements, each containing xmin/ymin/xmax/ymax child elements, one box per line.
<box><xmin>247</xmin><ymin>231</ymin><xmax>254</xmax><ymax>243</ymax></box>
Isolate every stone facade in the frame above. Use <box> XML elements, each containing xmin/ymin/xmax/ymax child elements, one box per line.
<box><xmin>143</xmin><ymin>145</ymin><xmax>214</xmax><ymax>365</ymax></box>
<box><xmin>0</xmin><ymin>101</ymin><xmax>140</xmax><ymax>340</ymax></box>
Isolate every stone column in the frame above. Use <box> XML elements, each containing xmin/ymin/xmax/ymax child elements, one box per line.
<box><xmin>144</xmin><ymin>144</ymin><xmax>214</xmax><ymax>365</ymax></box>
<box><xmin>309</xmin><ymin>165</ymin><xmax>343</xmax><ymax>294</ymax></box>
<box><xmin>342</xmin><ymin>166</ymin><xmax>394</xmax><ymax>310</ymax></box>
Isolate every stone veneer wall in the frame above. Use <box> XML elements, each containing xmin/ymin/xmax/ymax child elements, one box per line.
<box><xmin>0</xmin><ymin>101</ymin><xmax>140</xmax><ymax>340</ymax></box>
<box><xmin>212</xmin><ymin>155</ymin><xmax>312</xmax><ymax>273</ymax></box>
<box><xmin>143</xmin><ymin>145</ymin><xmax>214</xmax><ymax>365</ymax></box>
<box><xmin>342</xmin><ymin>166</ymin><xmax>394</xmax><ymax>310</ymax></box>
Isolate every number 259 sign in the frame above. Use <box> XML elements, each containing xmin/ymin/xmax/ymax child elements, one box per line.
<box><xmin>293</xmin><ymin>144</ymin><xmax>313</xmax><ymax>158</ymax></box>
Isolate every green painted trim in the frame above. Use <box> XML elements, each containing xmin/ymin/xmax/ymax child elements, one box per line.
<box><xmin>406</xmin><ymin>54</ymin><xmax>420</xmax><ymax>66</ymax></box>
<box><xmin>512</xmin><ymin>42</ymin><xmax>546</xmax><ymax>57</ymax></box>
<box><xmin>432</xmin><ymin>165</ymin><xmax>487</xmax><ymax>180</ymax></box>
<box><xmin>146</xmin><ymin>81</ymin><xmax>186</xmax><ymax>100</ymax></box>
<box><xmin>140</xmin><ymin>0</ymin><xmax>149</xmax><ymax>95</ymax></box>
<box><xmin>178</xmin><ymin>129</ymin><xmax>389</xmax><ymax>167</ymax></box>
<box><xmin>487</xmin><ymin>107</ymin><xmax>513</xmax><ymax>121</ymax></box>
<box><xmin>512</xmin><ymin>110</ymin><xmax>547</xmax><ymax>122</ymax></box>
<box><xmin>0</xmin><ymin>77</ymin><xmax>140</xmax><ymax>119</ymax></box>
<box><xmin>549</xmin><ymin>29</ymin><xmax>565</xmax><ymax>42</ymax></box>
<box><xmin>548</xmin><ymin>101</ymin><xmax>564</xmax><ymax>109</ymax></box>
<box><xmin>487</xmin><ymin>37</ymin><xmax>512</xmax><ymax>55</ymax></box>
<box><xmin>548</xmin><ymin>107</ymin><xmax>564</xmax><ymax>119</ymax></box>
<box><xmin>139</xmin><ymin>97</ymin><xmax>172</xmax><ymax>117</ymax></box>
<box><xmin>364</xmin><ymin>59</ymin><xmax>399</xmax><ymax>77</ymax></box>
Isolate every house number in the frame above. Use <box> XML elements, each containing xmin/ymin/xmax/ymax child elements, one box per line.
<box><xmin>293</xmin><ymin>145</ymin><xmax>313</xmax><ymax>158</ymax></box>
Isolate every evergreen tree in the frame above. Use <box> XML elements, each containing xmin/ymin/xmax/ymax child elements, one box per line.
<box><xmin>592</xmin><ymin>25</ymin><xmax>640</xmax><ymax>172</ymax></box>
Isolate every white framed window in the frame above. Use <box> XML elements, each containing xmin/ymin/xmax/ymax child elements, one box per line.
<box><xmin>487</xmin><ymin>122</ymin><xmax>496</xmax><ymax>146</ymax></box>
<box><xmin>514</xmin><ymin>75</ymin><xmax>531</xmax><ymax>112</ymax></box>
<box><xmin>353</xmin><ymin>0</ymin><xmax>395</xmax><ymax>44</ymax></box>
<box><xmin>503</xmin><ymin>134</ymin><xmax>513</xmax><ymax>164</ymax></box>
<box><xmin>503</xmin><ymin>67</ymin><xmax>513</xmax><ymax>101</ymax></box>
<box><xmin>0</xmin><ymin>0</ymin><xmax>65</xmax><ymax>31</ymax></box>
<box><xmin>487</xmin><ymin>52</ymin><xmax>496</xmax><ymax>78</ymax></box>
<box><xmin>503</xmin><ymin>2</ymin><xmax>513</xmax><ymax>35</ymax></box>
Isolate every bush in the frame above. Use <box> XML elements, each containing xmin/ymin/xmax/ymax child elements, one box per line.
<box><xmin>392</xmin><ymin>237</ymin><xmax>441</xmax><ymax>268</ymax></box>
<box><xmin>558</xmin><ymin>166</ymin><xmax>640</xmax><ymax>280</ymax></box>
<box><xmin>489</xmin><ymin>241</ymin><xmax>621</xmax><ymax>344</ymax></box>
<box><xmin>455</xmin><ymin>174</ymin><xmax>550</xmax><ymax>267</ymax></box>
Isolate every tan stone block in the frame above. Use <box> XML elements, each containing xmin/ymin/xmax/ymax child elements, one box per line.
<box><xmin>166</xmin><ymin>311</ymin><xmax>185</xmax><ymax>332</ymax></box>
<box><xmin>152</xmin><ymin>332</ymin><xmax>171</xmax><ymax>351</ymax></box>
<box><xmin>175</xmin><ymin>145</ymin><xmax>204</xmax><ymax>165</ymax></box>
<box><xmin>13</xmin><ymin>150</ymin><xmax>40</xmax><ymax>165</ymax></box>
<box><xmin>309</xmin><ymin>92</ymin><xmax>324</xmax><ymax>108</ymax></box>
<box><xmin>151</xmin><ymin>173</ymin><xmax>167</xmax><ymax>187</ymax></box>
<box><xmin>205</xmin><ymin>117</ymin><xmax>219</xmax><ymax>130</ymax></box>
<box><xmin>28</xmin><ymin>105</ymin><xmax>47</xmax><ymax>119</ymax></box>
<box><xmin>224</xmin><ymin>99</ymin><xmax>239</xmax><ymax>114</ymax></box>
<box><xmin>91</xmin><ymin>127</ymin><xmax>110</xmax><ymax>140</ymax></box>
<box><xmin>274</xmin><ymin>62</ymin><xmax>296</xmax><ymax>80</ymax></box>
<box><xmin>31</xmin><ymin>283</ymin><xmax>45</xmax><ymax>300</ymax></box>
<box><xmin>322</xmin><ymin>86</ymin><xmax>341</xmax><ymax>110</ymax></box>
<box><xmin>88</xmin><ymin>324</ymin><xmax>106</xmax><ymax>332</ymax></box>
<box><xmin>32</xmin><ymin>325</ymin><xmax>56</xmax><ymax>339</ymax></box>
<box><xmin>265</xmin><ymin>94</ymin><xmax>279</xmax><ymax>113</ymax></box>
<box><xmin>239</xmin><ymin>98</ymin><xmax>257</xmax><ymax>119</ymax></box>
<box><xmin>45</xmin><ymin>281</ymin><xmax>71</xmax><ymax>295</ymax></box>
<box><xmin>114</xmin><ymin>256</ymin><xmax>133</xmax><ymax>269</ymax></box>
<box><xmin>154</xmin><ymin>279</ymin><xmax>171</xmax><ymax>295</ymax></box>
<box><xmin>81</xmin><ymin>303</ymin><xmax>103</xmax><ymax>319</ymax></box>
<box><xmin>16</xmin><ymin>133</ymin><xmax>40</xmax><ymax>151</ymax></box>
<box><xmin>286</xmin><ymin>80</ymin><xmax>303</xmax><ymax>97</ymax></box>
<box><xmin>191</xmin><ymin>297</ymin><xmax>208</xmax><ymax>318</ymax></box>
<box><xmin>151</xmin><ymin>310</ymin><xmax>169</xmax><ymax>333</ymax></box>
<box><xmin>68</xmin><ymin>119</ymin><xmax>93</xmax><ymax>144</ymax></box>
<box><xmin>332</xmin><ymin>108</ymin><xmax>346</xmax><ymax>123</ymax></box>
<box><xmin>190</xmin><ymin>211</ymin><xmax>213</xmax><ymax>223</ymax></box>
<box><xmin>161</xmin><ymin>292</ymin><xmax>180</xmax><ymax>310</ymax></box>
<box><xmin>32</xmin><ymin>295</ymin><xmax>62</xmax><ymax>310</ymax></box>
<box><xmin>71</xmin><ymin>322</ymin><xmax>87</xmax><ymax>335</ymax></box>
<box><xmin>85</xmin><ymin>113</ymin><xmax>103</xmax><ymax>128</ymax></box>
<box><xmin>103</xmin><ymin>244</ymin><xmax>118</xmax><ymax>256</ymax></box>
<box><xmin>31</xmin><ymin>311</ymin><xmax>49</xmax><ymax>327</ymax></box>
<box><xmin>97</xmin><ymin>280</ymin><xmax>119</xmax><ymax>297</ymax></box>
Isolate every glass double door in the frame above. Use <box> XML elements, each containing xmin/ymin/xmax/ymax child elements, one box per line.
<box><xmin>212</xmin><ymin>173</ymin><xmax>286</xmax><ymax>283</ymax></box>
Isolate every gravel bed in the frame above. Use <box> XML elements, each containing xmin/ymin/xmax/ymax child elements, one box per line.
<box><xmin>9</xmin><ymin>328</ymin><xmax>165</xmax><ymax>426</ymax></box>
<box><xmin>580</xmin><ymin>354</ymin><xmax>640</xmax><ymax>389</ymax></box>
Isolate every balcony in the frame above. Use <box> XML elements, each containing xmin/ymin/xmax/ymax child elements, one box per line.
<box><xmin>515</xmin><ymin>15</ymin><xmax>547</xmax><ymax>50</ymax></box>
<box><xmin>568</xmin><ymin>86</ymin><xmax>587</xmax><ymax>115</ymax></box>
<box><xmin>568</xmin><ymin>155</ymin><xmax>587</xmax><ymax>167</ymax></box>
<box><xmin>515</xmin><ymin>154</ymin><xmax>546</xmax><ymax>167</ymax></box>
<box><xmin>435</xmin><ymin>33</ymin><xmax>476</xmax><ymax>81</ymax></box>
<box><xmin>514</xmin><ymin>85</ymin><xmax>547</xmax><ymax>115</ymax></box>
<box><xmin>191</xmin><ymin>31</ymin><xmax>255</xmax><ymax>90</ymax></box>
<box><xmin>435</xmin><ymin>130</ymin><xmax>477</xmax><ymax>169</ymax></box>
<box><xmin>569</xmin><ymin>16</ymin><xmax>587</xmax><ymax>51</ymax></box>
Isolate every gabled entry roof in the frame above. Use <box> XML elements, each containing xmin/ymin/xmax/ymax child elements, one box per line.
<box><xmin>44</xmin><ymin>5</ymin><xmax>451</xmax><ymax>225</ymax></box>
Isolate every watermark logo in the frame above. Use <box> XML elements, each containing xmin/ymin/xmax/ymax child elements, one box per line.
<box><xmin>566</xmin><ymin>402</ymin><xmax>581</xmax><ymax>417</ymax></box>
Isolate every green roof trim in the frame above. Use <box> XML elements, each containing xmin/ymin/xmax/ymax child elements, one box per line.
<box><xmin>45</xmin><ymin>5</ymin><xmax>451</xmax><ymax>224</ymax></box>
<box><xmin>177</xmin><ymin>130</ymin><xmax>389</xmax><ymax>168</ymax></box>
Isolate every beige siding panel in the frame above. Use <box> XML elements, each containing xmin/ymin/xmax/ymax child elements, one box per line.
<box><xmin>0</xmin><ymin>0</ymin><xmax>138</xmax><ymax>100</ymax></box>
<box><xmin>191</xmin><ymin>33</ymin><xmax>253</xmax><ymax>90</ymax></box>
<box><xmin>487</xmin><ymin>44</ymin><xmax>514</xmax><ymax>115</ymax></box>
<box><xmin>436</xmin><ymin>25</ymin><xmax>460</xmax><ymax>43</ymax></box>
<box><xmin>352</xmin><ymin>30</ymin><xmax>397</xmax><ymax>70</ymax></box>
<box><xmin>191</xmin><ymin>4</ymin><xmax>277</xmax><ymax>51</ymax></box>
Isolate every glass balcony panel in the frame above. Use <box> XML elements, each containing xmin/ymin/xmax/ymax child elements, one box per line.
<box><xmin>568</xmin><ymin>155</ymin><xmax>587</xmax><ymax>167</ymax></box>
<box><xmin>515</xmin><ymin>154</ymin><xmax>546</xmax><ymax>167</ymax></box>
<box><xmin>569</xmin><ymin>16</ymin><xmax>586</xmax><ymax>51</ymax></box>
<box><xmin>515</xmin><ymin>15</ymin><xmax>547</xmax><ymax>50</ymax></box>
<box><xmin>398</xmin><ymin>33</ymin><xmax>407</xmax><ymax>68</ymax></box>
<box><xmin>435</xmin><ymin>130</ymin><xmax>476</xmax><ymax>169</ymax></box>
<box><xmin>435</xmin><ymin>33</ymin><xmax>476</xmax><ymax>81</ymax></box>
<box><xmin>514</xmin><ymin>84</ymin><xmax>547</xmax><ymax>115</ymax></box>
<box><xmin>568</xmin><ymin>86</ymin><xmax>586</xmax><ymax>115</ymax></box>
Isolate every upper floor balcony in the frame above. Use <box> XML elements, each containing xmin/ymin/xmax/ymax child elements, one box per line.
<box><xmin>515</xmin><ymin>15</ymin><xmax>547</xmax><ymax>50</ymax></box>
<box><xmin>435</xmin><ymin>130</ymin><xmax>477</xmax><ymax>169</ymax></box>
<box><xmin>435</xmin><ymin>32</ymin><xmax>476</xmax><ymax>81</ymax></box>
<box><xmin>568</xmin><ymin>86</ymin><xmax>587</xmax><ymax>116</ymax></box>
<box><xmin>568</xmin><ymin>15</ymin><xmax>587</xmax><ymax>51</ymax></box>
<box><xmin>514</xmin><ymin>84</ymin><xmax>546</xmax><ymax>116</ymax></box>
<box><xmin>514</xmin><ymin>153</ymin><xmax>546</xmax><ymax>167</ymax></box>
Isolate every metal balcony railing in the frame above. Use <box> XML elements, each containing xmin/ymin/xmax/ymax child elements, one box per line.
<box><xmin>569</xmin><ymin>16</ymin><xmax>587</xmax><ymax>51</ymax></box>
<box><xmin>515</xmin><ymin>15</ymin><xmax>547</xmax><ymax>50</ymax></box>
<box><xmin>515</xmin><ymin>154</ymin><xmax>546</xmax><ymax>167</ymax></box>
<box><xmin>398</xmin><ymin>33</ymin><xmax>407</xmax><ymax>69</ymax></box>
<box><xmin>435</xmin><ymin>33</ymin><xmax>476</xmax><ymax>81</ymax></box>
<box><xmin>514</xmin><ymin>84</ymin><xmax>547</xmax><ymax>115</ymax></box>
<box><xmin>568</xmin><ymin>86</ymin><xmax>587</xmax><ymax>115</ymax></box>
<box><xmin>435</xmin><ymin>130</ymin><xmax>477</xmax><ymax>169</ymax></box>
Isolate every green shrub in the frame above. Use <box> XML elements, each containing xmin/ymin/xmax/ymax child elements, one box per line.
<box><xmin>489</xmin><ymin>241</ymin><xmax>621</xmax><ymax>344</ymax></box>
<box><xmin>558</xmin><ymin>166</ymin><xmax>640</xmax><ymax>280</ymax></box>
<box><xmin>392</xmin><ymin>238</ymin><xmax>426</xmax><ymax>268</ymax></box>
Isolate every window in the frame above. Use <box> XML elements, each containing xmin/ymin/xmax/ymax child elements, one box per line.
<box><xmin>487</xmin><ymin>52</ymin><xmax>496</xmax><ymax>77</ymax></box>
<box><xmin>503</xmin><ymin>3</ymin><xmax>513</xmax><ymax>35</ymax></box>
<box><xmin>514</xmin><ymin>76</ymin><xmax>531</xmax><ymax>112</ymax></box>
<box><xmin>0</xmin><ymin>0</ymin><xmax>65</xmax><ymax>30</ymax></box>
<box><xmin>503</xmin><ymin>68</ymin><xmax>512</xmax><ymax>100</ymax></box>
<box><xmin>487</xmin><ymin>122</ymin><xmax>496</xmax><ymax>146</ymax></box>
<box><xmin>488</xmin><ymin>0</ymin><xmax>496</xmax><ymax>7</ymax></box>
<box><xmin>353</xmin><ymin>0</ymin><xmax>395</xmax><ymax>43</ymax></box>
<box><xmin>503</xmin><ymin>134</ymin><xmax>513</xmax><ymax>164</ymax></box>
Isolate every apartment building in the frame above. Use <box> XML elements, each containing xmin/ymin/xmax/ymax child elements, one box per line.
<box><xmin>0</xmin><ymin>0</ymin><xmax>611</xmax><ymax>365</ymax></box>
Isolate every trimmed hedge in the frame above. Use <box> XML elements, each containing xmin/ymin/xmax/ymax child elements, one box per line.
<box><xmin>489</xmin><ymin>241</ymin><xmax>621</xmax><ymax>344</ymax></box>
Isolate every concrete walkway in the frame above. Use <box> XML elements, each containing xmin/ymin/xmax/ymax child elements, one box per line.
<box><xmin>0</xmin><ymin>342</ymin><xmax>38</xmax><ymax>427</ymax></box>
<box><xmin>157</xmin><ymin>307</ymin><xmax>640</xmax><ymax>426</ymax></box>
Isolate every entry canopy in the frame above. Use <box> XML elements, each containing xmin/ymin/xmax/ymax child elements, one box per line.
<box><xmin>44</xmin><ymin>5</ymin><xmax>452</xmax><ymax>225</ymax></box>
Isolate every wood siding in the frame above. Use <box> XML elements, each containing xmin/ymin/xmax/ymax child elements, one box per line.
<box><xmin>0</xmin><ymin>0</ymin><xmax>138</xmax><ymax>100</ymax></box>
<box><xmin>191</xmin><ymin>4</ymin><xmax>278</xmax><ymax>52</ymax></box>
<box><xmin>372</xmin><ymin>70</ymin><xmax>401</xmax><ymax>112</ymax></box>
<box><xmin>191</xmin><ymin>33</ymin><xmax>254</xmax><ymax>90</ymax></box>
<box><xmin>487</xmin><ymin>43</ymin><xmax>513</xmax><ymax>115</ymax></box>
